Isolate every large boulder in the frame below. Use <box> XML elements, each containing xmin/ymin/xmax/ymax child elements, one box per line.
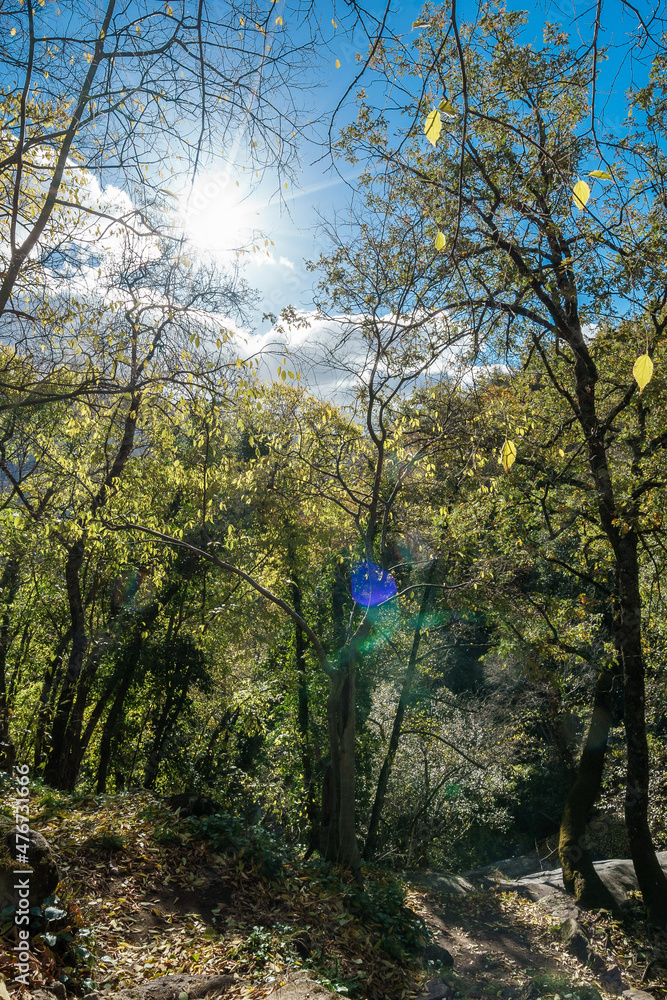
<box><xmin>0</xmin><ymin>819</ymin><xmax>60</xmax><ymax>909</ymax></box>
<box><xmin>84</xmin><ymin>974</ymin><xmax>234</xmax><ymax>1000</ymax></box>
<box><xmin>510</xmin><ymin>852</ymin><xmax>667</xmax><ymax>908</ymax></box>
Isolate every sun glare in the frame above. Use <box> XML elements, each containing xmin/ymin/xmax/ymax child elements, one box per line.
<box><xmin>181</xmin><ymin>172</ymin><xmax>264</xmax><ymax>253</ymax></box>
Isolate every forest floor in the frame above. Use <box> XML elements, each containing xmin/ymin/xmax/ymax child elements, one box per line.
<box><xmin>2</xmin><ymin>791</ymin><xmax>666</xmax><ymax>1000</ymax></box>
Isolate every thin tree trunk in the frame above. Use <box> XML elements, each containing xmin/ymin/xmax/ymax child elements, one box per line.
<box><xmin>559</xmin><ymin>662</ymin><xmax>623</xmax><ymax>913</ymax></box>
<box><xmin>43</xmin><ymin>539</ymin><xmax>87</xmax><ymax>788</ymax></box>
<box><xmin>566</xmin><ymin>329</ymin><xmax>667</xmax><ymax>922</ymax></box>
<box><xmin>0</xmin><ymin>557</ymin><xmax>20</xmax><ymax>770</ymax></box>
<box><xmin>322</xmin><ymin>642</ymin><xmax>362</xmax><ymax>877</ymax></box>
<box><xmin>364</xmin><ymin>568</ymin><xmax>436</xmax><ymax>860</ymax></box>
<box><xmin>614</xmin><ymin>535</ymin><xmax>667</xmax><ymax>923</ymax></box>
<box><xmin>291</xmin><ymin>576</ymin><xmax>318</xmax><ymax>837</ymax></box>
<box><xmin>33</xmin><ymin>631</ymin><xmax>72</xmax><ymax>769</ymax></box>
<box><xmin>96</xmin><ymin>669</ymin><xmax>135</xmax><ymax>793</ymax></box>
<box><xmin>43</xmin><ymin>392</ymin><xmax>141</xmax><ymax>790</ymax></box>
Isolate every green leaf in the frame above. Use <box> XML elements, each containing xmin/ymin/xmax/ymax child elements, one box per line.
<box><xmin>424</xmin><ymin>108</ymin><xmax>442</xmax><ymax>146</ymax></box>
<box><xmin>633</xmin><ymin>353</ymin><xmax>653</xmax><ymax>393</ymax></box>
<box><xmin>437</xmin><ymin>97</ymin><xmax>458</xmax><ymax>116</ymax></box>
<box><xmin>434</xmin><ymin>231</ymin><xmax>446</xmax><ymax>252</ymax></box>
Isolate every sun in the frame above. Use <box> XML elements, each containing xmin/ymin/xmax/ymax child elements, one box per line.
<box><xmin>180</xmin><ymin>171</ymin><xmax>264</xmax><ymax>253</ymax></box>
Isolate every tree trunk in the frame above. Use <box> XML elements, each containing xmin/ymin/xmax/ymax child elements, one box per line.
<box><xmin>0</xmin><ymin>557</ymin><xmax>20</xmax><ymax>771</ymax></box>
<box><xmin>96</xmin><ymin>669</ymin><xmax>135</xmax><ymax>793</ymax></box>
<box><xmin>33</xmin><ymin>631</ymin><xmax>72</xmax><ymax>769</ymax></box>
<box><xmin>291</xmin><ymin>576</ymin><xmax>319</xmax><ymax>838</ymax></box>
<box><xmin>42</xmin><ymin>393</ymin><xmax>141</xmax><ymax>790</ymax></box>
<box><xmin>614</xmin><ymin>534</ymin><xmax>667</xmax><ymax>923</ymax></box>
<box><xmin>43</xmin><ymin>539</ymin><xmax>87</xmax><ymax>789</ymax></box>
<box><xmin>567</xmin><ymin>331</ymin><xmax>667</xmax><ymax>923</ymax></box>
<box><xmin>321</xmin><ymin>647</ymin><xmax>362</xmax><ymax>876</ymax></box>
<box><xmin>558</xmin><ymin>661</ymin><xmax>623</xmax><ymax>913</ymax></box>
<box><xmin>364</xmin><ymin>569</ymin><xmax>436</xmax><ymax>859</ymax></box>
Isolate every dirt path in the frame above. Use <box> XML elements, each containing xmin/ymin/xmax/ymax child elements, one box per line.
<box><xmin>403</xmin><ymin>874</ymin><xmax>665</xmax><ymax>1000</ymax></box>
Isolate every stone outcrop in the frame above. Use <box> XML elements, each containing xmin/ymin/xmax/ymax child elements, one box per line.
<box><xmin>0</xmin><ymin>820</ymin><xmax>59</xmax><ymax>909</ymax></box>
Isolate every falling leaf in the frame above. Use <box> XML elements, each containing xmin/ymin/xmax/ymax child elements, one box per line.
<box><xmin>500</xmin><ymin>439</ymin><xmax>517</xmax><ymax>473</ymax></box>
<box><xmin>332</xmin><ymin>19</ymin><xmax>337</xmax><ymax>27</ymax></box>
<box><xmin>275</xmin><ymin>16</ymin><xmax>283</xmax><ymax>24</ymax></box>
<box><xmin>572</xmin><ymin>180</ymin><xmax>590</xmax><ymax>210</ymax></box>
<box><xmin>434</xmin><ymin>232</ymin><xmax>446</xmax><ymax>251</ymax></box>
<box><xmin>438</xmin><ymin>97</ymin><xmax>458</xmax><ymax>116</ymax></box>
<box><xmin>424</xmin><ymin>108</ymin><xmax>442</xmax><ymax>146</ymax></box>
<box><xmin>633</xmin><ymin>353</ymin><xmax>653</xmax><ymax>393</ymax></box>
<box><xmin>335</xmin><ymin>58</ymin><xmax>340</xmax><ymax>68</ymax></box>
<box><xmin>589</xmin><ymin>169</ymin><xmax>612</xmax><ymax>179</ymax></box>
<box><xmin>10</xmin><ymin>27</ymin><xmax>16</xmax><ymax>35</ymax></box>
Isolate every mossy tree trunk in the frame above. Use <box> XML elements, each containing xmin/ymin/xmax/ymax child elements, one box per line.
<box><xmin>559</xmin><ymin>661</ymin><xmax>623</xmax><ymax>913</ymax></box>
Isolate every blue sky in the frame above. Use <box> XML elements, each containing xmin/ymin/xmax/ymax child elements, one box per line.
<box><xmin>182</xmin><ymin>0</ymin><xmax>662</xmax><ymax>350</ymax></box>
<box><xmin>2</xmin><ymin>0</ymin><xmax>661</xmax><ymax>385</ymax></box>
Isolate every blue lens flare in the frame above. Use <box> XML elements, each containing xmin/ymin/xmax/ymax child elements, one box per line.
<box><xmin>350</xmin><ymin>561</ymin><xmax>397</xmax><ymax>607</ymax></box>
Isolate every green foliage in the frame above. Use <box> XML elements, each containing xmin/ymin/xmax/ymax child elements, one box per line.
<box><xmin>346</xmin><ymin>874</ymin><xmax>428</xmax><ymax>962</ymax></box>
<box><xmin>82</xmin><ymin>831</ymin><xmax>125</xmax><ymax>852</ymax></box>
<box><xmin>193</xmin><ymin>813</ymin><xmax>289</xmax><ymax>878</ymax></box>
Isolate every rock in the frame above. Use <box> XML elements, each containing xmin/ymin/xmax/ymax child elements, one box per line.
<box><xmin>88</xmin><ymin>974</ymin><xmax>234</xmax><ymax>1000</ymax></box>
<box><xmin>463</xmin><ymin>852</ymin><xmax>561</xmax><ymax>882</ymax></box>
<box><xmin>418</xmin><ymin>871</ymin><xmax>477</xmax><ymax>895</ymax></box>
<box><xmin>509</xmin><ymin>852</ymin><xmax>667</xmax><ymax>909</ymax></box>
<box><xmin>537</xmin><ymin>890</ymin><xmax>583</xmax><ymax>923</ymax></box>
<box><xmin>267</xmin><ymin>975</ymin><xmax>341</xmax><ymax>1000</ymax></box>
<box><xmin>423</xmin><ymin>943</ymin><xmax>454</xmax><ymax>967</ymax></box>
<box><xmin>420</xmin><ymin>979</ymin><xmax>455</xmax><ymax>1000</ymax></box>
<box><xmin>0</xmin><ymin>820</ymin><xmax>60</xmax><ymax>908</ymax></box>
<box><xmin>622</xmin><ymin>991</ymin><xmax>655</xmax><ymax>1000</ymax></box>
<box><xmin>599</xmin><ymin>966</ymin><xmax>628</xmax><ymax>994</ymax></box>
<box><xmin>559</xmin><ymin>916</ymin><xmax>589</xmax><ymax>964</ymax></box>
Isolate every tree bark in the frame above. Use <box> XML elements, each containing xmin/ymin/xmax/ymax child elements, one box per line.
<box><xmin>43</xmin><ymin>393</ymin><xmax>141</xmax><ymax>790</ymax></box>
<box><xmin>364</xmin><ymin>568</ymin><xmax>436</xmax><ymax>860</ymax></box>
<box><xmin>614</xmin><ymin>534</ymin><xmax>667</xmax><ymax>923</ymax></box>
<box><xmin>564</xmin><ymin>324</ymin><xmax>667</xmax><ymax>922</ymax></box>
<box><xmin>96</xmin><ymin>668</ymin><xmax>135</xmax><ymax>793</ymax></box>
<box><xmin>0</xmin><ymin>557</ymin><xmax>20</xmax><ymax>771</ymax></box>
<box><xmin>291</xmin><ymin>575</ymin><xmax>319</xmax><ymax>839</ymax></box>
<box><xmin>43</xmin><ymin>538</ymin><xmax>87</xmax><ymax>788</ymax></box>
<box><xmin>558</xmin><ymin>662</ymin><xmax>623</xmax><ymax>913</ymax></box>
<box><xmin>321</xmin><ymin>650</ymin><xmax>362</xmax><ymax>876</ymax></box>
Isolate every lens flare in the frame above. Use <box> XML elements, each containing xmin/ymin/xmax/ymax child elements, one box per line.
<box><xmin>350</xmin><ymin>561</ymin><xmax>397</xmax><ymax>608</ymax></box>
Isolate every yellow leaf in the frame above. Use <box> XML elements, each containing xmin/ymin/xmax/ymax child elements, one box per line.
<box><xmin>588</xmin><ymin>169</ymin><xmax>612</xmax><ymax>180</ymax></box>
<box><xmin>572</xmin><ymin>180</ymin><xmax>590</xmax><ymax>210</ymax></box>
<box><xmin>633</xmin><ymin>353</ymin><xmax>653</xmax><ymax>393</ymax></box>
<box><xmin>275</xmin><ymin>15</ymin><xmax>283</xmax><ymax>24</ymax></box>
<box><xmin>434</xmin><ymin>231</ymin><xmax>446</xmax><ymax>252</ymax></box>
<box><xmin>500</xmin><ymin>439</ymin><xmax>517</xmax><ymax>473</ymax></box>
<box><xmin>332</xmin><ymin>19</ymin><xmax>337</xmax><ymax>27</ymax></box>
<box><xmin>424</xmin><ymin>108</ymin><xmax>442</xmax><ymax>147</ymax></box>
<box><xmin>11</xmin><ymin>27</ymin><xmax>17</xmax><ymax>35</ymax></box>
<box><xmin>335</xmin><ymin>59</ymin><xmax>340</xmax><ymax>68</ymax></box>
<box><xmin>438</xmin><ymin>97</ymin><xmax>457</xmax><ymax>116</ymax></box>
